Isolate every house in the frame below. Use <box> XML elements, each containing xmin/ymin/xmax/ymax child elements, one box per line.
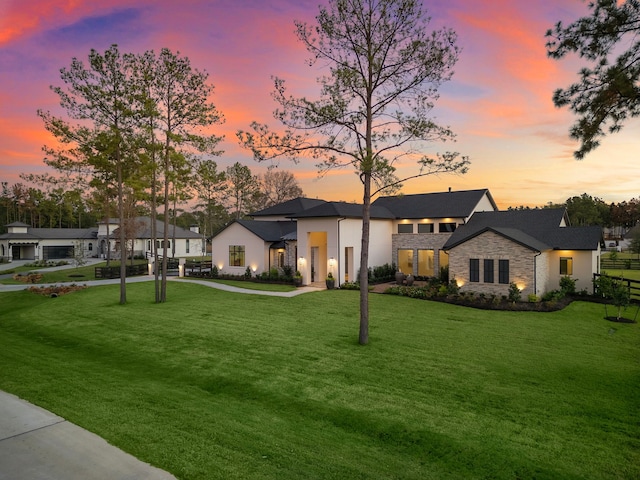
<box><xmin>442</xmin><ymin>209</ymin><xmax>603</xmax><ymax>297</ymax></box>
<box><xmin>98</xmin><ymin>217</ymin><xmax>204</xmax><ymax>259</ymax></box>
<box><xmin>210</xmin><ymin>189</ymin><xmax>602</xmax><ymax>296</ymax></box>
<box><xmin>210</xmin><ymin>189</ymin><xmax>498</xmax><ymax>285</ymax></box>
<box><xmin>209</xmin><ymin>198</ymin><xmax>325</xmax><ymax>275</ymax></box>
<box><xmin>0</xmin><ymin>216</ymin><xmax>204</xmax><ymax>262</ymax></box>
<box><xmin>0</xmin><ymin>221</ymin><xmax>98</xmax><ymax>261</ymax></box>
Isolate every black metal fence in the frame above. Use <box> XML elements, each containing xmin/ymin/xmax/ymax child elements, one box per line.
<box><xmin>95</xmin><ymin>263</ymin><xmax>148</xmax><ymax>279</ymax></box>
<box><xmin>593</xmin><ymin>273</ymin><xmax>640</xmax><ymax>301</ymax></box>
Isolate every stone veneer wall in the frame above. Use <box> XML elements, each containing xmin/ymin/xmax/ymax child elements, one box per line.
<box><xmin>391</xmin><ymin>233</ymin><xmax>452</xmax><ymax>276</ymax></box>
<box><xmin>448</xmin><ymin>230</ymin><xmax>537</xmax><ymax>297</ymax></box>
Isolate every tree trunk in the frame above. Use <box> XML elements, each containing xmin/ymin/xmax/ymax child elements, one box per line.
<box><xmin>117</xmin><ymin>162</ymin><xmax>127</xmax><ymax>305</ymax></box>
<box><xmin>359</xmin><ymin>171</ymin><xmax>372</xmax><ymax>345</ymax></box>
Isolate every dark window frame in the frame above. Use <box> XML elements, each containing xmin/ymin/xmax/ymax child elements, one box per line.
<box><xmin>470</xmin><ymin>258</ymin><xmax>480</xmax><ymax>282</ymax></box>
<box><xmin>498</xmin><ymin>259</ymin><xmax>509</xmax><ymax>284</ymax></box>
<box><xmin>484</xmin><ymin>259</ymin><xmax>494</xmax><ymax>283</ymax></box>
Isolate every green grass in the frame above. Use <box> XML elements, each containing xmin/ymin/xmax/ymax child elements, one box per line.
<box><xmin>0</xmin><ymin>284</ymin><xmax>638</xmax><ymax>479</ymax></box>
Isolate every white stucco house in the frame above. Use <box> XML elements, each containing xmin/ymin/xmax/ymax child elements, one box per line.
<box><xmin>0</xmin><ymin>217</ymin><xmax>204</xmax><ymax>262</ymax></box>
<box><xmin>0</xmin><ymin>221</ymin><xmax>98</xmax><ymax>261</ymax></box>
<box><xmin>210</xmin><ymin>188</ymin><xmax>603</xmax><ymax>296</ymax></box>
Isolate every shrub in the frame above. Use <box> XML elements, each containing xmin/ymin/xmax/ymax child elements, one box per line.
<box><xmin>559</xmin><ymin>276</ymin><xmax>576</xmax><ymax>296</ymax></box>
<box><xmin>439</xmin><ymin>265</ymin><xmax>449</xmax><ymax>284</ymax></box>
<box><xmin>508</xmin><ymin>282</ymin><xmax>521</xmax><ymax>303</ymax></box>
<box><xmin>528</xmin><ymin>293</ymin><xmax>538</xmax><ymax>303</ymax></box>
<box><xmin>269</xmin><ymin>267</ymin><xmax>279</xmax><ymax>280</ymax></box>
<box><xmin>211</xmin><ymin>265</ymin><xmax>219</xmax><ymax>278</ymax></box>
<box><xmin>245</xmin><ymin>266</ymin><xmax>252</xmax><ymax>279</ymax></box>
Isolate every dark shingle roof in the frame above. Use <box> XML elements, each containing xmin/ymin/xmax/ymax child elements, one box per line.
<box><xmin>372</xmin><ymin>189</ymin><xmax>497</xmax><ymax>219</ymax></box>
<box><xmin>443</xmin><ymin>209</ymin><xmax>602</xmax><ymax>251</ymax></box>
<box><xmin>235</xmin><ymin>220</ymin><xmax>297</xmax><ymax>242</ymax></box>
<box><xmin>251</xmin><ymin>197</ymin><xmax>327</xmax><ymax>217</ymax></box>
<box><xmin>0</xmin><ymin>228</ymin><xmax>98</xmax><ymax>241</ymax></box>
<box><xmin>110</xmin><ymin>217</ymin><xmax>201</xmax><ymax>239</ymax></box>
<box><xmin>290</xmin><ymin>201</ymin><xmax>395</xmax><ymax>219</ymax></box>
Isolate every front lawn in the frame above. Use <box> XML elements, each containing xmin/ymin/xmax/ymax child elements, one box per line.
<box><xmin>0</xmin><ymin>284</ymin><xmax>638</xmax><ymax>479</ymax></box>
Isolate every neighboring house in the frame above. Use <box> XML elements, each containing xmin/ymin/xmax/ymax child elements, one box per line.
<box><xmin>98</xmin><ymin>217</ymin><xmax>204</xmax><ymax>259</ymax></box>
<box><xmin>442</xmin><ymin>209</ymin><xmax>603</xmax><ymax>297</ymax></box>
<box><xmin>0</xmin><ymin>221</ymin><xmax>98</xmax><ymax>261</ymax></box>
<box><xmin>0</xmin><ymin>216</ymin><xmax>204</xmax><ymax>262</ymax></box>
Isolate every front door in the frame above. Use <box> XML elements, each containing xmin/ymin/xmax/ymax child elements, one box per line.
<box><xmin>11</xmin><ymin>245</ymin><xmax>20</xmax><ymax>260</ymax></box>
<box><xmin>311</xmin><ymin>246</ymin><xmax>319</xmax><ymax>282</ymax></box>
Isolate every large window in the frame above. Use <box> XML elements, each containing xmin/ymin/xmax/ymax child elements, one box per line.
<box><xmin>418</xmin><ymin>223</ymin><xmax>434</xmax><ymax>233</ymax></box>
<box><xmin>439</xmin><ymin>222</ymin><xmax>457</xmax><ymax>233</ymax></box>
<box><xmin>499</xmin><ymin>259</ymin><xmax>510</xmax><ymax>284</ymax></box>
<box><xmin>484</xmin><ymin>259</ymin><xmax>494</xmax><ymax>283</ymax></box>
<box><xmin>397</xmin><ymin>223</ymin><xmax>413</xmax><ymax>234</ymax></box>
<box><xmin>229</xmin><ymin>245</ymin><xmax>245</xmax><ymax>267</ymax></box>
<box><xmin>186</xmin><ymin>239</ymin><xmax>190</xmax><ymax>254</ymax></box>
<box><xmin>469</xmin><ymin>258</ymin><xmax>480</xmax><ymax>282</ymax></box>
<box><xmin>398</xmin><ymin>249</ymin><xmax>413</xmax><ymax>274</ymax></box>
<box><xmin>560</xmin><ymin>257</ymin><xmax>573</xmax><ymax>275</ymax></box>
<box><xmin>418</xmin><ymin>249</ymin><xmax>434</xmax><ymax>276</ymax></box>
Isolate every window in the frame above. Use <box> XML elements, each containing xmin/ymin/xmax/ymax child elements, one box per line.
<box><xmin>147</xmin><ymin>240</ymin><xmax>151</xmax><ymax>251</ymax></box>
<box><xmin>499</xmin><ymin>260</ymin><xmax>509</xmax><ymax>284</ymax></box>
<box><xmin>418</xmin><ymin>249</ymin><xmax>434</xmax><ymax>276</ymax></box>
<box><xmin>439</xmin><ymin>222</ymin><xmax>456</xmax><ymax>233</ymax></box>
<box><xmin>418</xmin><ymin>223</ymin><xmax>434</xmax><ymax>233</ymax></box>
<box><xmin>470</xmin><ymin>258</ymin><xmax>480</xmax><ymax>282</ymax></box>
<box><xmin>484</xmin><ymin>259</ymin><xmax>494</xmax><ymax>283</ymax></box>
<box><xmin>88</xmin><ymin>243</ymin><xmax>93</xmax><ymax>251</ymax></box>
<box><xmin>229</xmin><ymin>245</ymin><xmax>245</xmax><ymax>267</ymax></box>
<box><xmin>397</xmin><ymin>223</ymin><xmax>413</xmax><ymax>233</ymax></box>
<box><xmin>156</xmin><ymin>240</ymin><xmax>171</xmax><ymax>249</ymax></box>
<box><xmin>186</xmin><ymin>239</ymin><xmax>190</xmax><ymax>254</ymax></box>
<box><xmin>398</xmin><ymin>249</ymin><xmax>413</xmax><ymax>274</ymax></box>
<box><xmin>560</xmin><ymin>257</ymin><xmax>573</xmax><ymax>275</ymax></box>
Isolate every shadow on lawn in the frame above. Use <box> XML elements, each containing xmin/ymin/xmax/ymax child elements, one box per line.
<box><xmin>200</xmin><ymin>374</ymin><xmax>584</xmax><ymax>479</ymax></box>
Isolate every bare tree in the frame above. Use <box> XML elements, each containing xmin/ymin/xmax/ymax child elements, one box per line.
<box><xmin>238</xmin><ymin>0</ymin><xmax>469</xmax><ymax>344</ymax></box>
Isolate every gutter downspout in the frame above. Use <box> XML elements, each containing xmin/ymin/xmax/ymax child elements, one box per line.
<box><xmin>534</xmin><ymin>250</ymin><xmax>541</xmax><ymax>296</ymax></box>
<box><xmin>337</xmin><ymin>217</ymin><xmax>346</xmax><ymax>285</ymax></box>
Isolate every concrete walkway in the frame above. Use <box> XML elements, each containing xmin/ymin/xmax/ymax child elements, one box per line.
<box><xmin>0</xmin><ymin>259</ymin><xmax>324</xmax><ymax>296</ymax></box>
<box><xmin>0</xmin><ymin>391</ymin><xmax>176</xmax><ymax>480</ymax></box>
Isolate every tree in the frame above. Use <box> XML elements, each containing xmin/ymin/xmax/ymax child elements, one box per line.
<box><xmin>630</xmin><ymin>231</ymin><xmax>640</xmax><ymax>260</ymax></box>
<box><xmin>259</xmin><ymin>169</ymin><xmax>303</xmax><ymax>208</ymax></box>
<box><xmin>225</xmin><ymin>162</ymin><xmax>261</xmax><ymax>219</ymax></box>
<box><xmin>565</xmin><ymin>193</ymin><xmax>610</xmax><ymax>226</ymax></box>
<box><xmin>238</xmin><ymin>0</ymin><xmax>469</xmax><ymax>345</ymax></box>
<box><xmin>138</xmin><ymin>48</ymin><xmax>224</xmax><ymax>303</ymax></box>
<box><xmin>546</xmin><ymin>0</ymin><xmax>640</xmax><ymax>159</ymax></box>
<box><xmin>193</xmin><ymin>159</ymin><xmax>228</xmax><ymax>239</ymax></box>
<box><xmin>39</xmin><ymin>45</ymin><xmax>142</xmax><ymax>304</ymax></box>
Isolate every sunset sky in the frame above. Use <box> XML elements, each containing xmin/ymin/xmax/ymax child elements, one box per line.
<box><xmin>1</xmin><ymin>0</ymin><xmax>638</xmax><ymax>209</ymax></box>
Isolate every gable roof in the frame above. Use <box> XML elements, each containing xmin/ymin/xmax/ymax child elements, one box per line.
<box><xmin>372</xmin><ymin>189</ymin><xmax>497</xmax><ymax>219</ymax></box>
<box><xmin>443</xmin><ymin>209</ymin><xmax>602</xmax><ymax>251</ymax></box>
<box><xmin>109</xmin><ymin>217</ymin><xmax>202</xmax><ymax>239</ymax></box>
<box><xmin>235</xmin><ymin>220</ymin><xmax>297</xmax><ymax>242</ymax></box>
<box><xmin>290</xmin><ymin>201</ymin><xmax>395</xmax><ymax>220</ymax></box>
<box><xmin>251</xmin><ymin>197</ymin><xmax>327</xmax><ymax>218</ymax></box>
